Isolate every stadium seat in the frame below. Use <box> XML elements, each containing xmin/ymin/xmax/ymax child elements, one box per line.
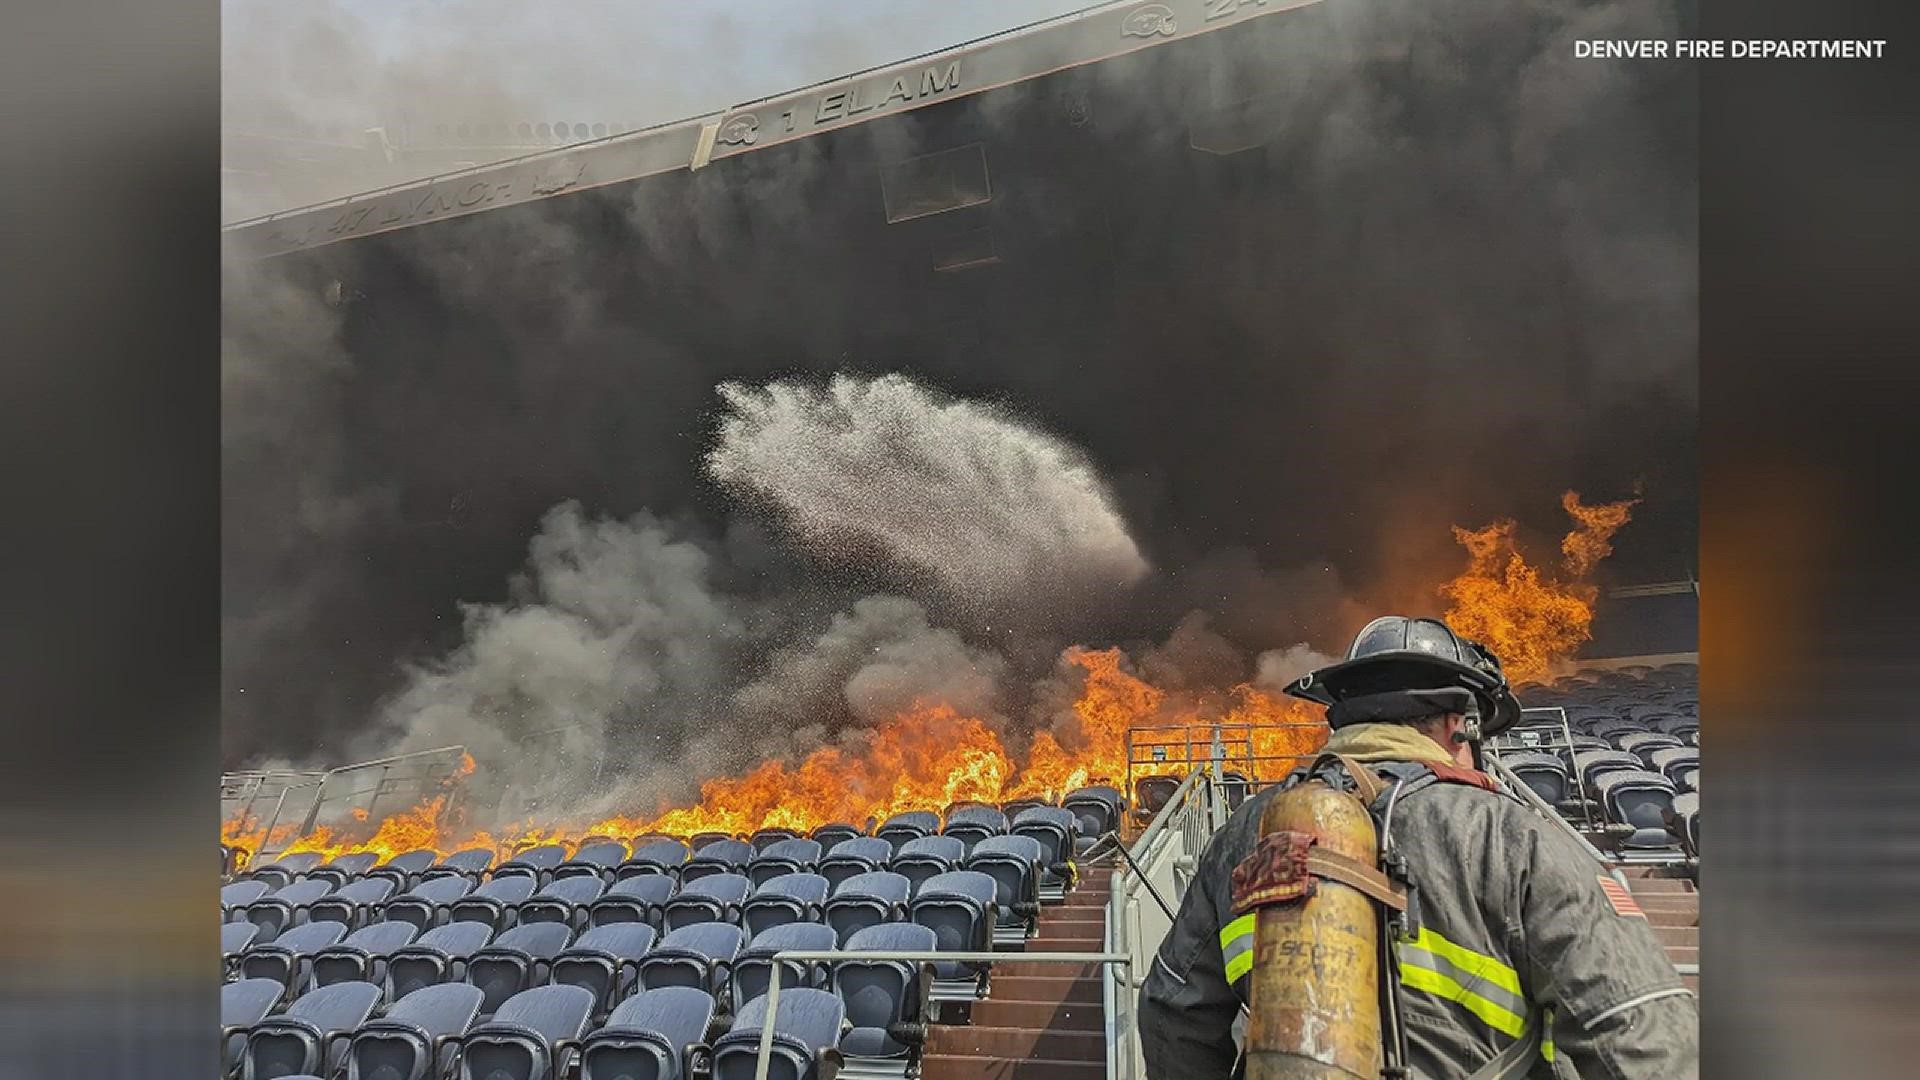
<box><xmin>662</xmin><ymin>872</ymin><xmax>753</xmax><ymax>931</ymax></box>
<box><xmin>224</xmin><ymin>880</ymin><xmax>270</xmax><ymax>918</ymax></box>
<box><xmin>818</xmin><ymin>837</ymin><xmax>893</xmax><ymax>889</ymax></box>
<box><xmin>681</xmin><ymin>840</ymin><xmax>756</xmax><ymax>884</ymax></box>
<box><xmin>223</xmin><ymin>920</ymin><xmax>262</xmax><ymax>977</ymax></box>
<box><xmin>810</xmin><ymin>823</ymin><xmax>864</xmax><ymax>849</ymax></box>
<box><xmin>750</xmin><ymin>838</ymin><xmax>825</xmax><ymax>885</ymax></box>
<box><xmin>1011</xmin><ymin>806</ymin><xmax>1077</xmax><ymax>901</ymax></box>
<box><xmin>1133</xmin><ymin>776</ymin><xmax>1180</xmax><ymax>820</ymax></box>
<box><xmin>555</xmin><ymin>841</ymin><xmax>630</xmax><ymax>883</ymax></box>
<box><xmin>222</xmin><ymin>978</ymin><xmax>282</xmax><ymax>1074</ymax></box>
<box><xmin>709</xmin><ymin>987</ymin><xmax>845</xmax><ymax>1080</ymax></box>
<box><xmin>421</xmin><ymin>848</ymin><xmax>495</xmax><ymax>885</ymax></box>
<box><xmin>1615</xmin><ymin>732</ymin><xmax>1684</xmax><ymax>760</ymax></box>
<box><xmin>875</xmin><ymin>811</ymin><xmax>940</xmax><ymax>853</ymax></box>
<box><xmin>690</xmin><ymin>832</ymin><xmax>736</xmax><ymax>852</ymax></box>
<box><xmin>1576</xmin><ymin>751</ymin><xmax>1648</xmax><ymax>796</ymax></box>
<box><xmin>1648</xmin><ymin>746</ymin><xmax>1701</xmax><ymax>785</ymax></box>
<box><xmin>588</xmin><ymin>874</ymin><xmax>678</xmax><ymax>929</ymax></box>
<box><xmin>749</xmin><ymin>828</ymin><xmax>801</xmax><ymax>853</ymax></box>
<box><xmin>308</xmin><ymin>852</ymin><xmax>381</xmax><ymax>890</ymax></box>
<box><xmin>1062</xmin><ymin>786</ymin><xmax>1124</xmax><ymax>841</ymax></box>
<box><xmin>823</xmin><ymin>871</ymin><xmax>911</xmax><ymax>946</ymax></box>
<box><xmin>639</xmin><ymin>923</ymin><xmax>745</xmax><ymax>996</ymax></box>
<box><xmin>235</xmin><ymin>980</ymin><xmax>381</xmax><ymax>1080</ymax></box>
<box><xmin>447</xmin><ymin>875</ymin><xmax>540</xmax><ymax>934</ymax></box>
<box><xmin>741</xmin><ymin>873</ymin><xmax>830</xmax><ymax>938</ymax></box>
<box><xmin>1593</xmin><ymin>769</ymin><xmax>1682</xmax><ymax>850</ymax></box>
<box><xmin>1221</xmin><ymin>771</ymin><xmax>1252</xmax><ymax>813</ymax></box>
<box><xmin>730</xmin><ymin>922</ymin><xmax>838</xmax><ymax>1015</ymax></box>
<box><xmin>385</xmin><ymin>922</ymin><xmax>494</xmax><ymax>1002</ymax></box>
<box><xmin>891</xmin><ymin>836</ymin><xmax>965</xmax><ymax>897</ymax></box>
<box><xmin>240</xmin><ymin>919</ymin><xmax>347</xmax><ymax>995</ymax></box>
<box><xmin>1500</xmin><ymin>750</ymin><xmax>1575</xmax><ymax>806</ymax></box>
<box><xmin>1000</xmin><ymin>797</ymin><xmax>1050</xmax><ymax>820</ymax></box>
<box><xmin>494</xmin><ymin>844</ymin><xmax>570</xmax><ymax>886</ymax></box>
<box><xmin>365</xmin><ymin>850</ymin><xmax>439</xmax><ymax>894</ymax></box>
<box><xmin>467</xmin><ymin>922</ymin><xmax>576</xmax><ymax>1016</ymax></box>
<box><xmin>239</xmin><ymin>878</ymin><xmax>333</xmax><ymax>943</ymax></box>
<box><xmin>381</xmin><ymin>874</ymin><xmax>475</xmax><ymax>932</ymax></box>
<box><xmin>518</xmin><ymin>876</ymin><xmax>607</xmax><ymax>932</ymax></box>
<box><xmin>456</xmin><ymin>984</ymin><xmax>596</xmax><ymax>1080</ymax></box>
<box><xmin>309</xmin><ymin>877</ymin><xmax>397</xmax><ymax>931</ymax></box>
<box><xmin>1669</xmin><ymin>791</ymin><xmax>1700</xmax><ymax>853</ymax></box>
<box><xmin>550</xmin><ymin>923</ymin><xmax>658</xmax><ymax>1018</ymax></box>
<box><xmin>836</xmin><ymin>922</ymin><xmax>936</xmax><ymax>1069</ymax></box>
<box><xmin>311</xmin><ymin>920</ymin><xmax>419</xmax><ymax>989</ymax></box>
<box><xmin>248</xmin><ymin>851</ymin><xmax>324</xmax><ymax>890</ymax></box>
<box><xmin>941</xmin><ymin>805</ymin><xmax>1009</xmax><ymax>854</ymax></box>
<box><xmin>341</xmin><ymin>982</ymin><xmax>483</xmax><ymax>1080</ymax></box>
<box><xmin>964</xmin><ymin>834</ymin><xmax>1045</xmax><ymax>944</ymax></box>
<box><xmin>579</xmin><ymin>986</ymin><xmax>717</xmax><ymax>1080</ymax></box>
<box><xmin>616</xmin><ymin>839</ymin><xmax>692</xmax><ymax>882</ymax></box>
<box><xmin>908</xmin><ymin>871</ymin><xmax>997</xmax><ymax>983</ymax></box>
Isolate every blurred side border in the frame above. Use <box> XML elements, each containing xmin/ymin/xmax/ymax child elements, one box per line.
<box><xmin>1701</xmin><ymin>0</ymin><xmax>1920</xmax><ymax>1076</ymax></box>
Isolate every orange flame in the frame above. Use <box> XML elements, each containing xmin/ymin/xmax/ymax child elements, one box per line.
<box><xmin>1441</xmin><ymin>490</ymin><xmax>1638</xmax><ymax>684</ymax></box>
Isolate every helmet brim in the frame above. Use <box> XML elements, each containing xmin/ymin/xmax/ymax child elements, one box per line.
<box><xmin>1285</xmin><ymin>650</ymin><xmax>1523</xmax><ymax>736</ymax></box>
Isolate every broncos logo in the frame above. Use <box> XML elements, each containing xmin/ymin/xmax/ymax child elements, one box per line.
<box><xmin>718</xmin><ymin>114</ymin><xmax>760</xmax><ymax>146</ymax></box>
<box><xmin>1121</xmin><ymin>3</ymin><xmax>1178</xmax><ymax>38</ymax></box>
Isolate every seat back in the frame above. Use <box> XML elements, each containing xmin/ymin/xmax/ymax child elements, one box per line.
<box><xmin>964</xmin><ymin>834</ymin><xmax>1045</xmax><ymax>915</ymax></box>
<box><xmin>1133</xmin><ymin>775</ymin><xmax>1180</xmax><ymax>816</ymax></box>
<box><xmin>459</xmin><ymin>985</ymin><xmax>596</xmax><ymax>1080</ymax></box>
<box><xmin>346</xmin><ymin>982</ymin><xmax>485</xmax><ymax>1080</ymax></box>
<box><xmin>519</xmin><ymin>876</ymin><xmax>607</xmax><ymax>928</ymax></box>
<box><xmin>823</xmin><ymin>871</ymin><xmax>911</xmax><ymax>945</ymax></box>
<box><xmin>748</xmin><ymin>838</ymin><xmax>824</xmax><ymax>885</ymax></box>
<box><xmin>809</xmin><ymin>823</ymin><xmax>863</xmax><ymax>849</ymax></box>
<box><xmin>1595</xmin><ymin>769</ymin><xmax>1681</xmax><ymax>848</ymax></box>
<box><xmin>731</xmin><ymin>922</ymin><xmax>838</xmax><ymax>1014</ymax></box>
<box><xmin>449</xmin><ymin>875</ymin><xmax>540</xmax><ymax>931</ymax></box>
<box><xmin>590</xmin><ymin>874</ymin><xmax>678</xmax><ymax>928</ymax></box>
<box><xmin>224</xmin><ymin>879</ymin><xmax>271</xmax><ymax>911</ymax></box>
<box><xmin>556</xmin><ymin>841</ymin><xmax>630</xmax><ymax>881</ymax></box>
<box><xmin>310</xmin><ymin>852</ymin><xmax>381</xmax><ymax>888</ymax></box>
<box><xmin>1011</xmin><ymin>806</ymin><xmax>1076</xmax><ymax>867</ymax></box>
<box><xmin>1061</xmin><ymin>786</ymin><xmax>1122</xmax><ymax>838</ymax></box>
<box><xmin>366</xmin><ymin>849</ymin><xmax>439</xmax><ymax>892</ymax></box>
<box><xmin>837</xmin><ymin>923</ymin><xmax>936</xmax><ymax>1040</ymax></box>
<box><xmin>469</xmin><ymin>922</ymin><xmax>575</xmax><ymax>1015</ymax></box>
<box><xmin>551</xmin><ymin>924</ymin><xmax>658</xmax><ymax>1016</ymax></box>
<box><xmin>748</xmin><ymin>828</ymin><xmax>800</xmax><ymax>853</ymax></box>
<box><xmin>891</xmin><ymin>835</ymin><xmax>964</xmax><ymax>897</ymax></box>
<box><xmin>383</xmin><ymin>874</ymin><xmax>475</xmax><ymax>931</ymax></box>
<box><xmin>1501</xmin><ymin>750</ymin><xmax>1573</xmax><ymax>805</ymax></box>
<box><xmin>223</xmin><ymin>920</ymin><xmax>262</xmax><ymax>957</ymax></box>
<box><xmin>711</xmin><ymin>988</ymin><xmax>844</xmax><ymax>1080</ymax></box>
<box><xmin>240</xmin><ymin>919</ymin><xmax>348</xmax><ymax>991</ymax></box>
<box><xmin>640</xmin><ymin>923</ymin><xmax>745</xmax><ymax>995</ymax></box>
<box><xmin>818</xmin><ymin>837</ymin><xmax>893</xmax><ymax>889</ymax></box>
<box><xmin>309</xmin><ymin>877</ymin><xmax>397</xmax><ymax>929</ymax></box>
<box><xmin>662</xmin><ymin>873</ymin><xmax>752</xmax><ymax>931</ymax></box>
<box><xmin>741</xmin><ymin>873</ymin><xmax>830</xmax><ymax>937</ymax></box>
<box><xmin>495</xmin><ymin>843</ymin><xmax>570</xmax><ymax>887</ymax></box>
<box><xmin>909</xmin><ymin>872</ymin><xmax>995</xmax><ymax>975</ymax></box>
<box><xmin>617</xmin><ymin>839</ymin><xmax>692</xmax><ymax>881</ymax></box>
<box><xmin>425</xmin><ymin>848</ymin><xmax>495</xmax><ymax>883</ymax></box>
<box><xmin>681</xmin><ymin>840</ymin><xmax>755</xmax><ymax>884</ymax></box>
<box><xmin>941</xmin><ymin>806</ymin><xmax>1009</xmax><ymax>853</ymax></box>
<box><xmin>242</xmin><ymin>878</ymin><xmax>333</xmax><ymax>943</ymax></box>
<box><xmin>244</xmin><ymin>980</ymin><xmax>380</xmax><ymax>1080</ymax></box>
<box><xmin>385</xmin><ymin>921</ymin><xmax>495</xmax><ymax>1000</ymax></box>
<box><xmin>222</xmin><ymin>978</ymin><xmax>283</xmax><ymax>1072</ymax></box>
<box><xmin>312</xmin><ymin>921</ymin><xmax>419</xmax><ymax>988</ymax></box>
<box><xmin>582</xmin><ymin>987</ymin><xmax>717</xmax><ymax>1080</ymax></box>
<box><xmin>874</xmin><ymin>811</ymin><xmax>938</xmax><ymax>853</ymax></box>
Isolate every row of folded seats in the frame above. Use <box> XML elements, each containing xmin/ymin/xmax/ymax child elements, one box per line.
<box><xmin>226</xmin><ymin>836</ymin><xmax>1051</xmax><ymax>947</ymax></box>
<box><xmin>1500</xmin><ymin>744</ymin><xmax>1700</xmax><ymax>854</ymax></box>
<box><xmin>224</xmin><ymin>917</ymin><xmax>955</xmax><ymax>1078</ymax></box>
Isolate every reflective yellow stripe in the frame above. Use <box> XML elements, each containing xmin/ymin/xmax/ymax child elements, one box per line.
<box><xmin>1541</xmin><ymin>1007</ymin><xmax>1556</xmax><ymax>1061</ymax></box>
<box><xmin>1219</xmin><ymin>913</ymin><xmax>1255</xmax><ymax>984</ymax></box>
<box><xmin>1403</xmin><ymin>927</ymin><xmax>1522</xmax><ymax>996</ymax></box>
<box><xmin>1396</xmin><ymin>928</ymin><xmax>1528</xmax><ymax>1040</ymax></box>
<box><xmin>1398</xmin><ymin>963</ymin><xmax>1528</xmax><ymax>1038</ymax></box>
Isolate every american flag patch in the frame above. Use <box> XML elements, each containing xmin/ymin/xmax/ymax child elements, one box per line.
<box><xmin>1598</xmin><ymin>875</ymin><xmax>1647</xmax><ymax>919</ymax></box>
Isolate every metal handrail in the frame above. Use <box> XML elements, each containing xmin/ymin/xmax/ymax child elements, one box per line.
<box><xmin>752</xmin><ymin>949</ymin><xmax>1132</xmax><ymax>1080</ymax></box>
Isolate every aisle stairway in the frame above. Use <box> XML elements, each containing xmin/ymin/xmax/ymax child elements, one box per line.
<box><xmin>1620</xmin><ymin>865</ymin><xmax>1700</xmax><ymax>992</ymax></box>
<box><xmin>921</xmin><ymin>872</ymin><xmax>1112</xmax><ymax>1079</ymax></box>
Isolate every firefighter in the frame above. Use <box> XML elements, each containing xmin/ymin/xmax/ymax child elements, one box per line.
<box><xmin>1138</xmin><ymin>616</ymin><xmax>1698</xmax><ymax>1079</ymax></box>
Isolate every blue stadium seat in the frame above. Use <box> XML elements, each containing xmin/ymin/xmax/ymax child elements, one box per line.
<box><xmin>380</xmin><ymin>874</ymin><xmax>474</xmax><ymax>932</ymax></box>
<box><xmin>616</xmin><ymin>839</ymin><xmax>692</xmax><ymax>882</ymax></box>
<box><xmin>741</xmin><ymin>874</ymin><xmax>830</xmax><ymax>937</ymax></box>
<box><xmin>639</xmin><ymin>923</ymin><xmax>745</xmax><ymax>997</ymax></box>
<box><xmin>662</xmin><ymin>873</ymin><xmax>752</xmax><ymax>932</ymax></box>
<box><xmin>1011</xmin><ymin>806</ymin><xmax>1077</xmax><ymax>900</ymax></box>
<box><xmin>237</xmin><ymin>980</ymin><xmax>381</xmax><ymax>1080</ymax></box>
<box><xmin>239</xmin><ymin>878</ymin><xmax>333</xmax><ymax>944</ymax></box>
<box><xmin>891</xmin><ymin>836</ymin><xmax>964</xmax><ymax>897</ymax></box>
<box><xmin>1062</xmin><ymin>786</ymin><xmax>1124</xmax><ymax>843</ymax></box>
<box><xmin>457</xmin><ymin>984</ymin><xmax>596</xmax><ymax>1080</ymax></box>
<box><xmin>941</xmin><ymin>805</ymin><xmax>1009</xmax><ymax>854</ymax></box>
<box><xmin>749</xmin><ymin>838</ymin><xmax>824</xmax><ymax>886</ymax></box>
<box><xmin>239</xmin><ymin>919</ymin><xmax>348</xmax><ymax>998</ymax></box>
<box><xmin>749</xmin><ymin>828</ymin><xmax>801</xmax><ymax>853</ymax></box>
<box><xmin>823</xmin><ymin>871</ymin><xmax>911</xmax><ymax>946</ymax></box>
<box><xmin>809</xmin><ymin>823</ymin><xmax>864</xmax><ymax>849</ymax></box>
<box><xmin>365</xmin><ymin>849</ymin><xmax>439</xmax><ymax>894</ymax></box>
<box><xmin>579</xmin><ymin>986</ymin><xmax>717</xmax><ymax>1080</ymax></box>
<box><xmin>964</xmin><ymin>834</ymin><xmax>1045</xmax><ymax>943</ymax></box>
<box><xmin>342</xmin><ymin>982</ymin><xmax>483</xmax><ymax>1080</ymax></box>
<box><xmin>908</xmin><ymin>871</ymin><xmax>996</xmax><ymax>983</ymax></box>
<box><xmin>494</xmin><ymin>844</ymin><xmax>570</xmax><ymax>887</ymax></box>
<box><xmin>730</xmin><ymin>922</ymin><xmax>838</xmax><ymax>1015</ymax></box>
<box><xmin>551</xmin><ymin>923</ymin><xmax>658</xmax><ymax>1019</ymax></box>
<box><xmin>818</xmin><ymin>837</ymin><xmax>893</xmax><ymax>890</ymax></box>
<box><xmin>555</xmin><ymin>841</ymin><xmax>630</xmax><ymax>883</ymax></box>
<box><xmin>1594</xmin><ymin>769</ymin><xmax>1682</xmax><ymax>850</ymax></box>
<box><xmin>247</xmin><ymin>851</ymin><xmax>324</xmax><ymax>891</ymax></box>
<box><xmin>588</xmin><ymin>874</ymin><xmax>677</xmax><ymax>930</ymax></box>
<box><xmin>709</xmin><ymin>987</ymin><xmax>845</xmax><ymax>1080</ymax></box>
<box><xmin>308</xmin><ymin>852</ymin><xmax>380</xmax><ymax>890</ymax></box>
<box><xmin>517</xmin><ymin>876</ymin><xmax>607</xmax><ymax>932</ymax></box>
<box><xmin>221</xmin><ymin>978</ymin><xmax>283</xmax><ymax>1074</ymax></box>
<box><xmin>467</xmin><ymin>922</ymin><xmax>575</xmax><ymax>1016</ymax></box>
<box><xmin>447</xmin><ymin>875</ymin><xmax>539</xmax><ymax>934</ymax></box>
<box><xmin>875</xmin><ymin>812</ymin><xmax>939</xmax><ymax>854</ymax></box>
<box><xmin>385</xmin><ymin>921</ymin><xmax>495</xmax><ymax>1002</ymax></box>
<box><xmin>421</xmin><ymin>848</ymin><xmax>495</xmax><ymax>885</ymax></box>
<box><xmin>311</xmin><ymin>920</ymin><xmax>419</xmax><ymax>989</ymax></box>
<box><xmin>836</xmin><ymin>922</ymin><xmax>937</xmax><ymax>1068</ymax></box>
<box><xmin>681</xmin><ymin>839</ymin><xmax>755</xmax><ymax>884</ymax></box>
<box><xmin>309</xmin><ymin>877</ymin><xmax>396</xmax><ymax>931</ymax></box>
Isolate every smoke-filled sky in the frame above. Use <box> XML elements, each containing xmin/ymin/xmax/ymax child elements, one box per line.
<box><xmin>223</xmin><ymin>0</ymin><xmax>1698</xmax><ymax>815</ymax></box>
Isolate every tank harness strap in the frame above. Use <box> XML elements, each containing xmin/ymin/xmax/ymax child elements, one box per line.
<box><xmin>1307</xmin><ymin>752</ymin><xmax>1390</xmax><ymax>804</ymax></box>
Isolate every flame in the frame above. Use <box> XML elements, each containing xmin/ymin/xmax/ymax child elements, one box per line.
<box><xmin>1441</xmin><ymin>490</ymin><xmax>1638</xmax><ymax>684</ymax></box>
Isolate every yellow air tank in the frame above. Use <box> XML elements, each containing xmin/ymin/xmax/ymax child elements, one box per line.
<box><xmin>1243</xmin><ymin>779</ymin><xmax>1384</xmax><ymax>1080</ymax></box>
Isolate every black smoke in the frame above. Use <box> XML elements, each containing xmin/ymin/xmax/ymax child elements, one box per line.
<box><xmin>222</xmin><ymin>0</ymin><xmax>1697</xmax><ymax>772</ymax></box>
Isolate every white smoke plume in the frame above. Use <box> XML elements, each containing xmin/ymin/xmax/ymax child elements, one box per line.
<box><xmin>1253</xmin><ymin>643</ymin><xmax>1340</xmax><ymax>692</ymax></box>
<box><xmin>707</xmin><ymin>373</ymin><xmax>1151</xmax><ymax>616</ymax></box>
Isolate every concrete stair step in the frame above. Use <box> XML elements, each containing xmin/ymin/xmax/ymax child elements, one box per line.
<box><xmin>989</xmin><ymin>975</ymin><xmax>1103</xmax><ymax>1005</ymax></box>
<box><xmin>999</xmin><ymin>960</ymin><xmax>1103</xmax><ymax>978</ymax></box>
<box><xmin>928</xmin><ymin>1023</ymin><xmax>1107</xmax><ymax>1061</ymax></box>
<box><xmin>1624</xmin><ymin>877</ymin><xmax>1696</xmax><ymax>893</ymax></box>
<box><xmin>1665</xmin><ymin>946</ymin><xmax>1699</xmax><ymax>967</ymax></box>
<box><xmin>920</xmin><ymin>1052</ymin><xmax>1106</xmax><ymax>1080</ymax></box>
<box><xmin>972</xmin><ymin>998</ymin><xmax>1106</xmax><ymax>1032</ymax></box>
<box><xmin>1653</xmin><ymin>926</ymin><xmax>1699</xmax><ymax>948</ymax></box>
